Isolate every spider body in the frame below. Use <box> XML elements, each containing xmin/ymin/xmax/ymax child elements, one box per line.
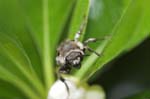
<box><xmin>56</xmin><ymin>35</ymin><xmax>102</xmax><ymax>75</ymax></box>
<box><xmin>56</xmin><ymin>16</ymin><xmax>103</xmax><ymax>74</ymax></box>
<box><xmin>55</xmin><ymin>17</ymin><xmax>109</xmax><ymax>97</ymax></box>
<box><xmin>56</xmin><ymin>40</ymin><xmax>85</xmax><ymax>74</ymax></box>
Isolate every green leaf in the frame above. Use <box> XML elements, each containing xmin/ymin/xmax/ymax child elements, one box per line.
<box><xmin>0</xmin><ymin>33</ymin><xmax>46</xmax><ymax>98</ymax></box>
<box><xmin>20</xmin><ymin>0</ymin><xmax>75</xmax><ymax>89</ymax></box>
<box><xmin>0</xmin><ymin>1</ymin><xmax>46</xmax><ymax>97</ymax></box>
<box><xmin>0</xmin><ymin>80</ymin><xmax>26</xmax><ymax>99</ymax></box>
<box><xmin>0</xmin><ymin>65</ymin><xmax>40</xmax><ymax>99</ymax></box>
<box><xmin>75</xmin><ymin>0</ymin><xmax>150</xmax><ymax>80</ymax></box>
<box><xmin>124</xmin><ymin>1</ymin><xmax>150</xmax><ymax>50</ymax></box>
<box><xmin>0</xmin><ymin>0</ymin><xmax>42</xmax><ymax>79</ymax></box>
<box><xmin>0</xmin><ymin>0</ymin><xmax>79</xmax><ymax>98</ymax></box>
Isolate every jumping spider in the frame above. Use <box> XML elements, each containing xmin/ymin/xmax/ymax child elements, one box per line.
<box><xmin>55</xmin><ymin>18</ymin><xmax>109</xmax><ymax>97</ymax></box>
<box><xmin>56</xmin><ymin>21</ymin><xmax>101</xmax><ymax>74</ymax></box>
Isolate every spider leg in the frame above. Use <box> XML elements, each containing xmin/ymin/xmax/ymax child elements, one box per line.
<box><xmin>83</xmin><ymin>36</ymin><xmax>111</xmax><ymax>45</ymax></box>
<box><xmin>83</xmin><ymin>38</ymin><xmax>97</xmax><ymax>45</ymax></box>
<box><xmin>57</xmin><ymin>68</ymin><xmax>70</xmax><ymax>97</ymax></box>
<box><xmin>74</xmin><ymin>16</ymin><xmax>87</xmax><ymax>41</ymax></box>
<box><xmin>59</xmin><ymin>75</ymin><xmax>70</xmax><ymax>96</ymax></box>
<box><xmin>86</xmin><ymin>46</ymin><xmax>101</xmax><ymax>56</ymax></box>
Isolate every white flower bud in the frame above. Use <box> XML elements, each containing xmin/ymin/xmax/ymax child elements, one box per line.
<box><xmin>48</xmin><ymin>80</ymin><xmax>68</xmax><ymax>99</ymax></box>
<box><xmin>48</xmin><ymin>78</ymin><xmax>105</xmax><ymax>99</ymax></box>
<box><xmin>48</xmin><ymin>79</ymin><xmax>85</xmax><ymax>99</ymax></box>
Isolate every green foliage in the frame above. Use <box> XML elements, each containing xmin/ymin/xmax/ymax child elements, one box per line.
<box><xmin>0</xmin><ymin>0</ymin><xmax>149</xmax><ymax>98</ymax></box>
